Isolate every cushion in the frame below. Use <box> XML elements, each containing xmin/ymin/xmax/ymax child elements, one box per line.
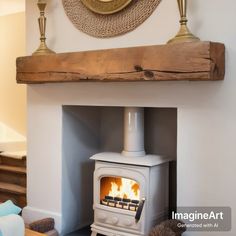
<box><xmin>0</xmin><ymin>214</ymin><xmax>24</xmax><ymax>236</ymax></box>
<box><xmin>29</xmin><ymin>218</ymin><xmax>55</xmax><ymax>233</ymax></box>
<box><xmin>0</xmin><ymin>200</ymin><xmax>22</xmax><ymax>217</ymax></box>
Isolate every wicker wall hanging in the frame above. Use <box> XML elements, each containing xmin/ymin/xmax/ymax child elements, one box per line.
<box><xmin>62</xmin><ymin>0</ymin><xmax>162</xmax><ymax>38</ymax></box>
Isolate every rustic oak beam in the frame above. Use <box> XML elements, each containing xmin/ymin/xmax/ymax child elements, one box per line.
<box><xmin>16</xmin><ymin>41</ymin><xmax>225</xmax><ymax>84</ymax></box>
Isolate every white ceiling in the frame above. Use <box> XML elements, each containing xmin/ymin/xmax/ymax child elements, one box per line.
<box><xmin>0</xmin><ymin>0</ymin><xmax>25</xmax><ymax>16</ymax></box>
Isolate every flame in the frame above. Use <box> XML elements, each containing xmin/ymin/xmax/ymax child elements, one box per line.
<box><xmin>108</xmin><ymin>178</ymin><xmax>140</xmax><ymax>200</ymax></box>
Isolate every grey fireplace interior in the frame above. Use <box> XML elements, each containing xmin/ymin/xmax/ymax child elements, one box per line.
<box><xmin>62</xmin><ymin>106</ymin><xmax>177</xmax><ymax>235</ymax></box>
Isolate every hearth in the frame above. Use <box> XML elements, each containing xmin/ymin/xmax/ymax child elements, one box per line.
<box><xmin>90</xmin><ymin>107</ymin><xmax>170</xmax><ymax>236</ymax></box>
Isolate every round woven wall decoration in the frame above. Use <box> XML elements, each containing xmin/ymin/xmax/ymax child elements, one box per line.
<box><xmin>62</xmin><ymin>0</ymin><xmax>162</xmax><ymax>38</ymax></box>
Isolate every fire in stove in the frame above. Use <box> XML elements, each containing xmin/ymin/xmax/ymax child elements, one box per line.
<box><xmin>100</xmin><ymin>177</ymin><xmax>140</xmax><ymax>211</ymax></box>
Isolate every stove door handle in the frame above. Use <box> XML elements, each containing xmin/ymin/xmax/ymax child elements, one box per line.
<box><xmin>135</xmin><ymin>198</ymin><xmax>145</xmax><ymax>222</ymax></box>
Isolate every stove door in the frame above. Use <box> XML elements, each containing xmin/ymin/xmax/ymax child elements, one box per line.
<box><xmin>93</xmin><ymin>161</ymin><xmax>149</xmax><ymax>234</ymax></box>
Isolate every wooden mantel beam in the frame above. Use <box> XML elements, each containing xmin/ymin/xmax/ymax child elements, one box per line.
<box><xmin>16</xmin><ymin>41</ymin><xmax>225</xmax><ymax>84</ymax></box>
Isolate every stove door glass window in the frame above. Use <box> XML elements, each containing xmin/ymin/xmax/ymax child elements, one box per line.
<box><xmin>100</xmin><ymin>177</ymin><xmax>140</xmax><ymax>211</ymax></box>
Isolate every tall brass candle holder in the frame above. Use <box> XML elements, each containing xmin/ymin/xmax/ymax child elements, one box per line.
<box><xmin>168</xmin><ymin>0</ymin><xmax>200</xmax><ymax>44</ymax></box>
<box><xmin>33</xmin><ymin>0</ymin><xmax>55</xmax><ymax>55</ymax></box>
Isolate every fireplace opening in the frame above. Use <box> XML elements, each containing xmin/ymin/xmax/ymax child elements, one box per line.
<box><xmin>62</xmin><ymin>106</ymin><xmax>177</xmax><ymax>235</ymax></box>
<box><xmin>100</xmin><ymin>176</ymin><xmax>140</xmax><ymax>211</ymax></box>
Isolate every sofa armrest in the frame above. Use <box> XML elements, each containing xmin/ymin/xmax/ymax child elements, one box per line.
<box><xmin>0</xmin><ymin>214</ymin><xmax>24</xmax><ymax>236</ymax></box>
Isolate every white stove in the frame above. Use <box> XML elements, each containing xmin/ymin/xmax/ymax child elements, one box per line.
<box><xmin>90</xmin><ymin>108</ymin><xmax>170</xmax><ymax>236</ymax></box>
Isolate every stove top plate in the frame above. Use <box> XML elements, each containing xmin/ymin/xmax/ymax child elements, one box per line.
<box><xmin>90</xmin><ymin>152</ymin><xmax>171</xmax><ymax>167</ymax></box>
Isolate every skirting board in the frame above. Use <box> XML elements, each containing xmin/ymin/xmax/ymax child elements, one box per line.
<box><xmin>22</xmin><ymin>206</ymin><xmax>62</xmax><ymax>233</ymax></box>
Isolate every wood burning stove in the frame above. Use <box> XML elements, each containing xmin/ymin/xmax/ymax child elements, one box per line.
<box><xmin>90</xmin><ymin>108</ymin><xmax>170</xmax><ymax>236</ymax></box>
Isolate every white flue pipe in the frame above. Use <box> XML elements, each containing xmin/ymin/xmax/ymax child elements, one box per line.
<box><xmin>122</xmin><ymin>107</ymin><xmax>146</xmax><ymax>157</ymax></box>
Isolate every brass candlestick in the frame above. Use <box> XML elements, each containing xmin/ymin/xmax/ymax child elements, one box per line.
<box><xmin>33</xmin><ymin>0</ymin><xmax>55</xmax><ymax>55</ymax></box>
<box><xmin>168</xmin><ymin>0</ymin><xmax>200</xmax><ymax>44</ymax></box>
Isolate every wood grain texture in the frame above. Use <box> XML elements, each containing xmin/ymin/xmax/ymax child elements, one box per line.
<box><xmin>0</xmin><ymin>182</ymin><xmax>26</xmax><ymax>194</ymax></box>
<box><xmin>16</xmin><ymin>41</ymin><xmax>225</xmax><ymax>84</ymax></box>
<box><xmin>25</xmin><ymin>229</ymin><xmax>47</xmax><ymax>236</ymax></box>
<box><xmin>0</xmin><ymin>165</ymin><xmax>26</xmax><ymax>174</ymax></box>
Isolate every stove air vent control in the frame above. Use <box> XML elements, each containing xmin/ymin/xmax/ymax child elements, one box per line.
<box><xmin>123</xmin><ymin>219</ymin><xmax>132</xmax><ymax>226</ymax></box>
<box><xmin>111</xmin><ymin>216</ymin><xmax>119</xmax><ymax>225</ymax></box>
<box><xmin>97</xmin><ymin>212</ymin><xmax>107</xmax><ymax>221</ymax></box>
